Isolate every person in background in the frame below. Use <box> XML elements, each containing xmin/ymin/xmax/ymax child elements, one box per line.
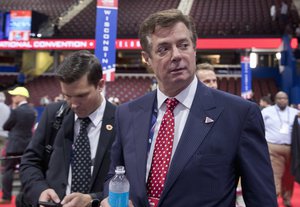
<box><xmin>40</xmin><ymin>95</ymin><xmax>52</xmax><ymax>106</ymax></box>
<box><xmin>0</xmin><ymin>92</ymin><xmax>10</xmax><ymax>143</ymax></box>
<box><xmin>20</xmin><ymin>50</ymin><xmax>116</xmax><ymax>207</ymax></box>
<box><xmin>0</xmin><ymin>92</ymin><xmax>11</xmax><ymax>178</ymax></box>
<box><xmin>261</xmin><ymin>91</ymin><xmax>299</xmax><ymax>207</ymax></box>
<box><xmin>259</xmin><ymin>95</ymin><xmax>273</xmax><ymax>110</ymax></box>
<box><xmin>0</xmin><ymin>91</ymin><xmax>11</xmax><ymax>178</ymax></box>
<box><xmin>291</xmin><ymin>112</ymin><xmax>300</xmax><ymax>185</ymax></box>
<box><xmin>196</xmin><ymin>63</ymin><xmax>218</xmax><ymax>89</ymax></box>
<box><xmin>279</xmin><ymin>0</ymin><xmax>289</xmax><ymax>33</ymax></box>
<box><xmin>101</xmin><ymin>9</ymin><xmax>277</xmax><ymax>207</ymax></box>
<box><xmin>295</xmin><ymin>23</ymin><xmax>300</xmax><ymax>46</ymax></box>
<box><xmin>0</xmin><ymin>87</ymin><xmax>36</xmax><ymax>204</ymax></box>
<box><xmin>270</xmin><ymin>3</ymin><xmax>277</xmax><ymax>21</ymax></box>
<box><xmin>54</xmin><ymin>93</ymin><xmax>64</xmax><ymax>102</ymax></box>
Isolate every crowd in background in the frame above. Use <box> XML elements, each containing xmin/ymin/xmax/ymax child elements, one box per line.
<box><xmin>0</xmin><ymin>0</ymin><xmax>300</xmax><ymax>205</ymax></box>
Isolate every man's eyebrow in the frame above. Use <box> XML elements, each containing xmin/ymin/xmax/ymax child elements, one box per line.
<box><xmin>63</xmin><ymin>91</ymin><xmax>89</xmax><ymax>97</ymax></box>
<box><xmin>178</xmin><ymin>38</ymin><xmax>189</xmax><ymax>42</ymax></box>
<box><xmin>156</xmin><ymin>42</ymin><xmax>169</xmax><ymax>47</ymax></box>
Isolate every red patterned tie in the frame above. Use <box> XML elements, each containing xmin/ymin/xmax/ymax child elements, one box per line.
<box><xmin>147</xmin><ymin>98</ymin><xmax>179</xmax><ymax>205</ymax></box>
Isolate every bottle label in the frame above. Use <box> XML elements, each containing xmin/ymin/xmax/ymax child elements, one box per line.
<box><xmin>109</xmin><ymin>191</ymin><xmax>129</xmax><ymax>207</ymax></box>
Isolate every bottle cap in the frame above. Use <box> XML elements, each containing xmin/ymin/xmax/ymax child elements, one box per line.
<box><xmin>115</xmin><ymin>166</ymin><xmax>125</xmax><ymax>174</ymax></box>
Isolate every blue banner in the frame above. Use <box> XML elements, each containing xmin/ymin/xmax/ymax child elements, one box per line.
<box><xmin>241</xmin><ymin>56</ymin><xmax>252</xmax><ymax>99</ymax></box>
<box><xmin>4</xmin><ymin>12</ymin><xmax>11</xmax><ymax>39</ymax></box>
<box><xmin>0</xmin><ymin>12</ymin><xmax>3</xmax><ymax>39</ymax></box>
<box><xmin>95</xmin><ymin>0</ymin><xmax>118</xmax><ymax>81</ymax></box>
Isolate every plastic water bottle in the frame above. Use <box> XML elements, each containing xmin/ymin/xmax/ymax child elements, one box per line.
<box><xmin>109</xmin><ymin>166</ymin><xmax>130</xmax><ymax>207</ymax></box>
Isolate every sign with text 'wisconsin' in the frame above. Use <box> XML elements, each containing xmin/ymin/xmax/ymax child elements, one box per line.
<box><xmin>241</xmin><ymin>56</ymin><xmax>253</xmax><ymax>99</ymax></box>
<box><xmin>95</xmin><ymin>0</ymin><xmax>118</xmax><ymax>81</ymax></box>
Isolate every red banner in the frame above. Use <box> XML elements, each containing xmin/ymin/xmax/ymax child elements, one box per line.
<box><xmin>0</xmin><ymin>39</ymin><xmax>96</xmax><ymax>50</ymax></box>
<box><xmin>0</xmin><ymin>38</ymin><xmax>297</xmax><ymax>50</ymax></box>
<box><xmin>97</xmin><ymin>0</ymin><xmax>118</xmax><ymax>7</ymax></box>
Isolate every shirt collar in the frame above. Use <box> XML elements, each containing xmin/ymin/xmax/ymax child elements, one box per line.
<box><xmin>156</xmin><ymin>75</ymin><xmax>197</xmax><ymax>109</ymax></box>
<box><xmin>18</xmin><ymin>100</ymin><xmax>28</xmax><ymax>106</ymax></box>
<box><xmin>275</xmin><ymin>104</ymin><xmax>288</xmax><ymax>112</ymax></box>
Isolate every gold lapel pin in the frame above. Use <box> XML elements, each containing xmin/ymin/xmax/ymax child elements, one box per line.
<box><xmin>106</xmin><ymin>124</ymin><xmax>113</xmax><ymax>131</ymax></box>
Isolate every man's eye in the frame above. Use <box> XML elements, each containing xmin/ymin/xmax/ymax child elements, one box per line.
<box><xmin>179</xmin><ymin>43</ymin><xmax>189</xmax><ymax>49</ymax></box>
<box><xmin>157</xmin><ymin>47</ymin><xmax>168</xmax><ymax>55</ymax></box>
<box><xmin>78</xmin><ymin>94</ymin><xmax>87</xmax><ymax>98</ymax></box>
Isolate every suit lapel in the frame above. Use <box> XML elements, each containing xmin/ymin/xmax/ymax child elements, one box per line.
<box><xmin>91</xmin><ymin>102</ymin><xmax>115</xmax><ymax>185</ymax></box>
<box><xmin>132</xmin><ymin>92</ymin><xmax>156</xmax><ymax>194</ymax></box>
<box><xmin>161</xmin><ymin>83</ymin><xmax>224</xmax><ymax>200</ymax></box>
<box><xmin>60</xmin><ymin>110</ymin><xmax>75</xmax><ymax>181</ymax></box>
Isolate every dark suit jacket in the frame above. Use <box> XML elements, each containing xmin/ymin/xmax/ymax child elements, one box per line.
<box><xmin>20</xmin><ymin>101</ymin><xmax>116</xmax><ymax>206</ymax></box>
<box><xmin>105</xmin><ymin>81</ymin><xmax>277</xmax><ymax>207</ymax></box>
<box><xmin>3</xmin><ymin>103</ymin><xmax>36</xmax><ymax>155</ymax></box>
<box><xmin>291</xmin><ymin>115</ymin><xmax>300</xmax><ymax>183</ymax></box>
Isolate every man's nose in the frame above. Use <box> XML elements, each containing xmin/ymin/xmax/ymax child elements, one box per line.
<box><xmin>171</xmin><ymin>47</ymin><xmax>182</xmax><ymax>61</ymax></box>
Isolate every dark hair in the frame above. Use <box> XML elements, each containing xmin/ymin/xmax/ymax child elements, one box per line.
<box><xmin>260</xmin><ymin>95</ymin><xmax>273</xmax><ymax>105</ymax></box>
<box><xmin>56</xmin><ymin>50</ymin><xmax>103</xmax><ymax>86</ymax></box>
<box><xmin>138</xmin><ymin>9</ymin><xmax>197</xmax><ymax>54</ymax></box>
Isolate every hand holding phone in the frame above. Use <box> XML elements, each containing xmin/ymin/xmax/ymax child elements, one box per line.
<box><xmin>38</xmin><ymin>201</ymin><xmax>62</xmax><ymax>207</ymax></box>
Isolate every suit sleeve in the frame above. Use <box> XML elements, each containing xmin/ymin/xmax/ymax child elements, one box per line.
<box><xmin>19</xmin><ymin>105</ymin><xmax>56</xmax><ymax>206</ymax></box>
<box><xmin>238</xmin><ymin>103</ymin><xmax>277</xmax><ymax>206</ymax></box>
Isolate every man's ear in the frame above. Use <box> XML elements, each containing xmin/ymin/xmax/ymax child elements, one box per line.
<box><xmin>141</xmin><ymin>51</ymin><xmax>151</xmax><ymax>66</ymax></box>
<box><xmin>97</xmin><ymin>79</ymin><xmax>105</xmax><ymax>92</ymax></box>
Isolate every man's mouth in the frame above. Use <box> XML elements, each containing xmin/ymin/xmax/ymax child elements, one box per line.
<box><xmin>170</xmin><ymin>67</ymin><xmax>184</xmax><ymax>72</ymax></box>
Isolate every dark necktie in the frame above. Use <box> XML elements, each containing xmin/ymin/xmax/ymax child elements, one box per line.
<box><xmin>71</xmin><ymin>117</ymin><xmax>91</xmax><ymax>193</ymax></box>
<box><xmin>147</xmin><ymin>98</ymin><xmax>179</xmax><ymax>199</ymax></box>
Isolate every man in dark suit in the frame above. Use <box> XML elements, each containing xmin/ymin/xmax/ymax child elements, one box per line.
<box><xmin>20</xmin><ymin>50</ymin><xmax>116</xmax><ymax>207</ymax></box>
<box><xmin>0</xmin><ymin>86</ymin><xmax>36</xmax><ymax>204</ymax></box>
<box><xmin>101</xmin><ymin>9</ymin><xmax>277</xmax><ymax>207</ymax></box>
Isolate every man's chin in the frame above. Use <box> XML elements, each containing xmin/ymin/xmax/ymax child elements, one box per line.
<box><xmin>171</xmin><ymin>74</ymin><xmax>193</xmax><ymax>83</ymax></box>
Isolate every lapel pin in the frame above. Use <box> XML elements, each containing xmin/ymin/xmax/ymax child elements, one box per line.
<box><xmin>106</xmin><ymin>124</ymin><xmax>113</xmax><ymax>131</ymax></box>
<box><xmin>205</xmin><ymin>117</ymin><xmax>214</xmax><ymax>124</ymax></box>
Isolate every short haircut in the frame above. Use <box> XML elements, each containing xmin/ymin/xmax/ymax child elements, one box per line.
<box><xmin>196</xmin><ymin>63</ymin><xmax>215</xmax><ymax>71</ymax></box>
<box><xmin>56</xmin><ymin>50</ymin><xmax>103</xmax><ymax>86</ymax></box>
<box><xmin>138</xmin><ymin>9</ymin><xmax>197</xmax><ymax>54</ymax></box>
<box><xmin>260</xmin><ymin>95</ymin><xmax>273</xmax><ymax>105</ymax></box>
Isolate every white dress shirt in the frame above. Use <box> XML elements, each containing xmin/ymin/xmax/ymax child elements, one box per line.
<box><xmin>146</xmin><ymin>76</ymin><xmax>198</xmax><ymax>180</ymax></box>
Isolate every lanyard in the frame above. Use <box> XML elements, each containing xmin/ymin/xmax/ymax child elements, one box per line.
<box><xmin>147</xmin><ymin>100</ymin><xmax>158</xmax><ymax>157</ymax></box>
<box><xmin>276</xmin><ymin>107</ymin><xmax>290</xmax><ymax>126</ymax></box>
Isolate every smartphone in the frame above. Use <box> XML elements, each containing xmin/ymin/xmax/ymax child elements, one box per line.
<box><xmin>38</xmin><ymin>201</ymin><xmax>62</xmax><ymax>207</ymax></box>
